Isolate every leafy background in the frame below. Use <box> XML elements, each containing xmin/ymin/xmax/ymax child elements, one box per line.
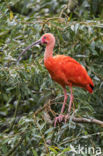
<box><xmin>0</xmin><ymin>0</ymin><xmax>103</xmax><ymax>155</ymax></box>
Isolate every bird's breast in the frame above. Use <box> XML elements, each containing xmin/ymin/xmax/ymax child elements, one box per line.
<box><xmin>44</xmin><ymin>57</ymin><xmax>68</xmax><ymax>87</ymax></box>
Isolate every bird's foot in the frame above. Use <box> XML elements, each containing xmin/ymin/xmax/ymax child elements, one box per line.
<box><xmin>54</xmin><ymin>114</ymin><xmax>65</xmax><ymax>127</ymax></box>
<box><xmin>64</xmin><ymin>114</ymin><xmax>70</xmax><ymax>123</ymax></box>
<box><xmin>54</xmin><ymin>114</ymin><xmax>70</xmax><ymax>126</ymax></box>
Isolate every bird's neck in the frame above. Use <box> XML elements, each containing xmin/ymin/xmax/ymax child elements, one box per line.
<box><xmin>44</xmin><ymin>44</ymin><xmax>54</xmax><ymax>62</ymax></box>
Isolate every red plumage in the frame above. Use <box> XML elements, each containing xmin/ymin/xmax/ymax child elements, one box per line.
<box><xmin>40</xmin><ymin>33</ymin><xmax>94</xmax><ymax>126</ymax></box>
<box><xmin>20</xmin><ymin>33</ymin><xmax>94</xmax><ymax>126</ymax></box>
<box><xmin>44</xmin><ymin>55</ymin><xmax>94</xmax><ymax>93</ymax></box>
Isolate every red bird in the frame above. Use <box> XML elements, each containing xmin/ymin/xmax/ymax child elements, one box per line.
<box><xmin>18</xmin><ymin>33</ymin><xmax>94</xmax><ymax>126</ymax></box>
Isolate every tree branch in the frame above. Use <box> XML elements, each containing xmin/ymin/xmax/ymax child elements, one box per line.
<box><xmin>33</xmin><ymin>100</ymin><xmax>103</xmax><ymax>127</ymax></box>
<box><xmin>69</xmin><ymin>116</ymin><xmax>103</xmax><ymax>126</ymax></box>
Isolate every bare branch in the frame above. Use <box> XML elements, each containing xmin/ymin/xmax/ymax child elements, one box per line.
<box><xmin>69</xmin><ymin>116</ymin><xmax>103</xmax><ymax>127</ymax></box>
<box><xmin>33</xmin><ymin>101</ymin><xmax>103</xmax><ymax>127</ymax></box>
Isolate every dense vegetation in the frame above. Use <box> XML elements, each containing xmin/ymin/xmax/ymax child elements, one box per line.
<box><xmin>0</xmin><ymin>0</ymin><xmax>103</xmax><ymax>155</ymax></box>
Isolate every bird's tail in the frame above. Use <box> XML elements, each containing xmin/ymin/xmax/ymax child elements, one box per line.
<box><xmin>86</xmin><ymin>79</ymin><xmax>94</xmax><ymax>93</ymax></box>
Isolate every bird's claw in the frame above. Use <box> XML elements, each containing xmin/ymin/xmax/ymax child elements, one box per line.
<box><xmin>64</xmin><ymin>114</ymin><xmax>69</xmax><ymax>123</ymax></box>
<box><xmin>54</xmin><ymin>114</ymin><xmax>70</xmax><ymax>126</ymax></box>
<box><xmin>54</xmin><ymin>114</ymin><xmax>64</xmax><ymax>127</ymax></box>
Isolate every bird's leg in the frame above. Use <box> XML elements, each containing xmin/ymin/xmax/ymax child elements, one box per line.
<box><xmin>61</xmin><ymin>88</ymin><xmax>67</xmax><ymax>114</ymax></box>
<box><xmin>65</xmin><ymin>87</ymin><xmax>74</xmax><ymax>122</ymax></box>
<box><xmin>54</xmin><ymin>88</ymin><xmax>67</xmax><ymax>126</ymax></box>
<box><xmin>68</xmin><ymin>87</ymin><xmax>73</xmax><ymax>113</ymax></box>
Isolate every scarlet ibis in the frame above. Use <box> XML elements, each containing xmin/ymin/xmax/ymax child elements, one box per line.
<box><xmin>18</xmin><ymin>33</ymin><xmax>94</xmax><ymax>126</ymax></box>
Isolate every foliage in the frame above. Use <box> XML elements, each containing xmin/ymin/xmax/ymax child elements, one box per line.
<box><xmin>0</xmin><ymin>0</ymin><xmax>103</xmax><ymax>155</ymax></box>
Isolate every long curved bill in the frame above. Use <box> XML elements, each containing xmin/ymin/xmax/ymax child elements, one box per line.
<box><xmin>17</xmin><ymin>39</ymin><xmax>41</xmax><ymax>64</ymax></box>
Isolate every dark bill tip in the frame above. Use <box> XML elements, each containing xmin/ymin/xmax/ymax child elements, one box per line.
<box><xmin>17</xmin><ymin>39</ymin><xmax>41</xmax><ymax>64</ymax></box>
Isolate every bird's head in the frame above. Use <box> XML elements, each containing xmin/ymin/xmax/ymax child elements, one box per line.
<box><xmin>41</xmin><ymin>33</ymin><xmax>55</xmax><ymax>45</ymax></box>
<box><xmin>17</xmin><ymin>33</ymin><xmax>55</xmax><ymax>63</ymax></box>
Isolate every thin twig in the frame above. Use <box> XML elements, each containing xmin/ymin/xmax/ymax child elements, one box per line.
<box><xmin>33</xmin><ymin>100</ymin><xmax>52</xmax><ymax>117</ymax></box>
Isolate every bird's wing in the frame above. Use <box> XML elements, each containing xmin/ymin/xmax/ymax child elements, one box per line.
<box><xmin>55</xmin><ymin>55</ymin><xmax>90</xmax><ymax>86</ymax></box>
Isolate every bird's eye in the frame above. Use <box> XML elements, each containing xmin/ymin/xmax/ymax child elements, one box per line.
<box><xmin>44</xmin><ymin>36</ymin><xmax>46</xmax><ymax>39</ymax></box>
